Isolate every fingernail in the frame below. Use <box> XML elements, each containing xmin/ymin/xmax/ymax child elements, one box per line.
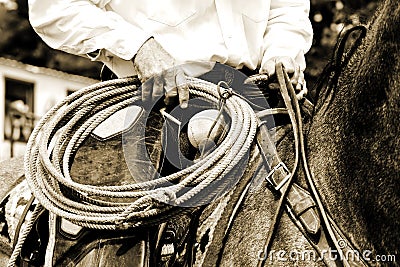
<box><xmin>243</xmin><ymin>77</ymin><xmax>253</xmax><ymax>84</ymax></box>
<box><xmin>181</xmin><ymin>102</ymin><xmax>188</xmax><ymax>109</ymax></box>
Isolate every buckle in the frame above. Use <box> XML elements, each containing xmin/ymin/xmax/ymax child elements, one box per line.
<box><xmin>265</xmin><ymin>162</ymin><xmax>291</xmax><ymax>191</ymax></box>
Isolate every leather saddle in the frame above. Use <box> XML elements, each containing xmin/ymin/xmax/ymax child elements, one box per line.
<box><xmin>2</xmin><ymin>66</ymin><xmax>321</xmax><ymax>266</ymax></box>
<box><xmin>10</xmin><ymin>97</ymin><xmax>221</xmax><ymax>266</ymax></box>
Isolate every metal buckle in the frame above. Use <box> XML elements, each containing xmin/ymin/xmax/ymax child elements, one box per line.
<box><xmin>265</xmin><ymin>162</ymin><xmax>291</xmax><ymax>191</ymax></box>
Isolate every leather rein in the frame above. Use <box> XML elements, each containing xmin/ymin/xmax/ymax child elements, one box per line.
<box><xmin>252</xmin><ymin>63</ymin><xmax>369</xmax><ymax>267</ymax></box>
<box><xmin>204</xmin><ymin>61</ymin><xmax>368</xmax><ymax>267</ymax></box>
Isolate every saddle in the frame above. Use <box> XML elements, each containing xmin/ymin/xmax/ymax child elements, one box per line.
<box><xmin>5</xmin><ymin>102</ymin><xmax>202</xmax><ymax>266</ymax></box>
<box><xmin>1</xmin><ymin>63</ymin><xmax>366</xmax><ymax>267</ymax></box>
<box><xmin>4</xmin><ymin>87</ymin><xmax>244</xmax><ymax>266</ymax></box>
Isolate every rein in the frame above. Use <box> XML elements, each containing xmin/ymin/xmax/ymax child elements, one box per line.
<box><xmin>314</xmin><ymin>25</ymin><xmax>367</xmax><ymax>113</ymax></box>
<box><xmin>256</xmin><ymin>63</ymin><xmax>302</xmax><ymax>267</ymax></box>
<box><xmin>256</xmin><ymin>63</ymin><xmax>369</xmax><ymax>267</ymax></box>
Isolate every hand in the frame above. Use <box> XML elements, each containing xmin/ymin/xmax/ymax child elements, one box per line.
<box><xmin>132</xmin><ymin>38</ymin><xmax>189</xmax><ymax>108</ymax></box>
<box><xmin>261</xmin><ymin>56</ymin><xmax>307</xmax><ymax>97</ymax></box>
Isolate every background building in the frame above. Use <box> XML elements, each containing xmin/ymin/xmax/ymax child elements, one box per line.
<box><xmin>0</xmin><ymin>57</ymin><xmax>98</xmax><ymax>160</ymax></box>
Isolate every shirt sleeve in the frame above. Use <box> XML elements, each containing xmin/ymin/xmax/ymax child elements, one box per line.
<box><xmin>261</xmin><ymin>0</ymin><xmax>313</xmax><ymax>71</ymax></box>
<box><xmin>28</xmin><ymin>0</ymin><xmax>151</xmax><ymax>61</ymax></box>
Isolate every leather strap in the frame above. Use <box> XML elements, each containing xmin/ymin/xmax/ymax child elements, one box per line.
<box><xmin>257</xmin><ymin>122</ymin><xmax>367</xmax><ymax>267</ymax></box>
<box><xmin>287</xmin><ymin>205</ymin><xmax>369</xmax><ymax>267</ymax></box>
<box><xmin>256</xmin><ymin>63</ymin><xmax>369</xmax><ymax>267</ymax></box>
<box><xmin>256</xmin><ymin>123</ymin><xmax>320</xmax><ymax>236</ymax></box>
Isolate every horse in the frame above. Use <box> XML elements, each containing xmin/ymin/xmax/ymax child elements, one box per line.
<box><xmin>194</xmin><ymin>0</ymin><xmax>399</xmax><ymax>266</ymax></box>
<box><xmin>0</xmin><ymin>0</ymin><xmax>399</xmax><ymax>266</ymax></box>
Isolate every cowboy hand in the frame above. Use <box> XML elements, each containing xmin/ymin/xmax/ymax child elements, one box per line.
<box><xmin>132</xmin><ymin>38</ymin><xmax>189</xmax><ymax>108</ymax></box>
<box><xmin>261</xmin><ymin>56</ymin><xmax>307</xmax><ymax>98</ymax></box>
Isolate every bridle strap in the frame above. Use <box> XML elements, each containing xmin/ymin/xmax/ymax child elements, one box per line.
<box><xmin>257</xmin><ymin>63</ymin><xmax>369</xmax><ymax>267</ymax></box>
<box><xmin>256</xmin><ymin>63</ymin><xmax>302</xmax><ymax>267</ymax></box>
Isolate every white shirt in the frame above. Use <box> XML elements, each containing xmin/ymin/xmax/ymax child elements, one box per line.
<box><xmin>28</xmin><ymin>0</ymin><xmax>313</xmax><ymax>78</ymax></box>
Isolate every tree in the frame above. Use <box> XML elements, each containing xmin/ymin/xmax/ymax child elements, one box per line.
<box><xmin>0</xmin><ymin>2</ymin><xmax>102</xmax><ymax>79</ymax></box>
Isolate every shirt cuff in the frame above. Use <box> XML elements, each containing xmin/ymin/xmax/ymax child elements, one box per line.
<box><xmin>83</xmin><ymin>26</ymin><xmax>152</xmax><ymax>61</ymax></box>
<box><xmin>262</xmin><ymin>49</ymin><xmax>306</xmax><ymax>72</ymax></box>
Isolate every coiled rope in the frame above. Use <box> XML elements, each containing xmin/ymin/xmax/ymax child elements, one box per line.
<box><xmin>22</xmin><ymin>76</ymin><xmax>258</xmax><ymax>232</ymax></box>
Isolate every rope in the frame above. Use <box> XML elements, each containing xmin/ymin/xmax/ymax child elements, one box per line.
<box><xmin>22</xmin><ymin>76</ymin><xmax>258</xmax><ymax>231</ymax></box>
<box><xmin>7</xmin><ymin>204</ymin><xmax>44</xmax><ymax>267</ymax></box>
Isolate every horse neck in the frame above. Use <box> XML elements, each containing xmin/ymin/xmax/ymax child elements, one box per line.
<box><xmin>308</xmin><ymin>0</ymin><xmax>400</xmax><ymax>257</ymax></box>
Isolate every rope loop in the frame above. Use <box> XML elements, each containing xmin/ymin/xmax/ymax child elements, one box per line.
<box><xmin>22</xmin><ymin>76</ymin><xmax>258</xmax><ymax>231</ymax></box>
<box><xmin>217</xmin><ymin>81</ymin><xmax>233</xmax><ymax>99</ymax></box>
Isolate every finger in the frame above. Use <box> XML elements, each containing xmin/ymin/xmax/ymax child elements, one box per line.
<box><xmin>296</xmin><ymin>77</ymin><xmax>308</xmax><ymax>100</ymax></box>
<box><xmin>164</xmin><ymin>69</ymin><xmax>178</xmax><ymax>106</ymax></box>
<box><xmin>290</xmin><ymin>64</ymin><xmax>300</xmax><ymax>86</ymax></box>
<box><xmin>280</xmin><ymin>57</ymin><xmax>295</xmax><ymax>75</ymax></box>
<box><xmin>296</xmin><ymin>81</ymin><xmax>302</xmax><ymax>91</ymax></box>
<box><xmin>176</xmin><ymin>69</ymin><xmax>189</xmax><ymax>109</ymax></box>
<box><xmin>278</xmin><ymin>57</ymin><xmax>299</xmax><ymax>86</ymax></box>
<box><xmin>268</xmin><ymin>82</ymin><xmax>280</xmax><ymax>90</ymax></box>
<box><xmin>263</xmin><ymin>59</ymin><xmax>276</xmax><ymax>78</ymax></box>
<box><xmin>141</xmin><ymin>78</ymin><xmax>153</xmax><ymax>103</ymax></box>
<box><xmin>296</xmin><ymin>72</ymin><xmax>305</xmax><ymax>91</ymax></box>
<box><xmin>164</xmin><ymin>88</ymin><xmax>178</xmax><ymax>105</ymax></box>
<box><xmin>152</xmin><ymin>75</ymin><xmax>164</xmax><ymax>103</ymax></box>
<box><xmin>244</xmin><ymin>74</ymin><xmax>269</xmax><ymax>85</ymax></box>
<box><xmin>296</xmin><ymin>87</ymin><xmax>308</xmax><ymax>100</ymax></box>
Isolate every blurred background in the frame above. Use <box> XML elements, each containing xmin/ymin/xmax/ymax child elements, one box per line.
<box><xmin>0</xmin><ymin>0</ymin><xmax>379</xmax><ymax>161</ymax></box>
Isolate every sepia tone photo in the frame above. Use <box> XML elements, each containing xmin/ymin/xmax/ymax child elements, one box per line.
<box><xmin>0</xmin><ymin>0</ymin><xmax>398</xmax><ymax>266</ymax></box>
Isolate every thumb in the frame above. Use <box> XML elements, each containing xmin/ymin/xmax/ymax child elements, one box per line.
<box><xmin>262</xmin><ymin>58</ymin><xmax>276</xmax><ymax>77</ymax></box>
